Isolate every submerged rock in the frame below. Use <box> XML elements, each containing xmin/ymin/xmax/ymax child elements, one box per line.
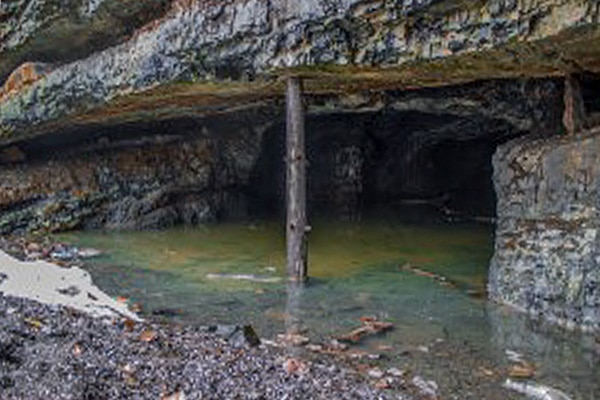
<box><xmin>206</xmin><ymin>324</ymin><xmax>261</xmax><ymax>348</ymax></box>
<box><xmin>503</xmin><ymin>379</ymin><xmax>572</xmax><ymax>400</ymax></box>
<box><xmin>205</xmin><ymin>273</ymin><xmax>282</xmax><ymax>284</ymax></box>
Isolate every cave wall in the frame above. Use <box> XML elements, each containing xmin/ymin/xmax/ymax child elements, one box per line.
<box><xmin>0</xmin><ymin>113</ymin><xmax>267</xmax><ymax>233</ymax></box>
<box><xmin>0</xmin><ymin>0</ymin><xmax>598</xmax><ymax>335</ymax></box>
<box><xmin>489</xmin><ymin>129</ymin><xmax>600</xmax><ymax>332</ymax></box>
<box><xmin>252</xmin><ymin>77</ymin><xmax>563</xmax><ymax>219</ymax></box>
<box><xmin>0</xmin><ymin>77</ymin><xmax>564</xmax><ymax>233</ymax></box>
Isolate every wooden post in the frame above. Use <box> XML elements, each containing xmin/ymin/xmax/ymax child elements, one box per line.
<box><xmin>286</xmin><ymin>76</ymin><xmax>308</xmax><ymax>281</ymax></box>
<box><xmin>563</xmin><ymin>74</ymin><xmax>586</xmax><ymax>135</ymax></box>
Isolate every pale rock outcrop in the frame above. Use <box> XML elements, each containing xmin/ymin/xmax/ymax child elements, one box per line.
<box><xmin>0</xmin><ymin>250</ymin><xmax>140</xmax><ymax>320</ymax></box>
<box><xmin>490</xmin><ymin>127</ymin><xmax>600</xmax><ymax>332</ymax></box>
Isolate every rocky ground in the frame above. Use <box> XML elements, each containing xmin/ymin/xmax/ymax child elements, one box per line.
<box><xmin>0</xmin><ymin>294</ymin><xmax>416</xmax><ymax>400</ymax></box>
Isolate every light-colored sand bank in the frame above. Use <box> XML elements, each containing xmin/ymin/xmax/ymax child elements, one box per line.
<box><xmin>0</xmin><ymin>249</ymin><xmax>140</xmax><ymax>320</ymax></box>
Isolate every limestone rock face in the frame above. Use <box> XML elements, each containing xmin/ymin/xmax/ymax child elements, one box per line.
<box><xmin>0</xmin><ymin>111</ymin><xmax>268</xmax><ymax>233</ymax></box>
<box><xmin>490</xmin><ymin>129</ymin><xmax>600</xmax><ymax>332</ymax></box>
<box><xmin>1</xmin><ymin>0</ymin><xmax>600</xmax><ymax>333</ymax></box>
<box><xmin>0</xmin><ymin>0</ymin><xmax>172</xmax><ymax>83</ymax></box>
<box><xmin>1</xmin><ymin>0</ymin><xmax>599</xmax><ymax>137</ymax></box>
<box><xmin>0</xmin><ymin>62</ymin><xmax>52</xmax><ymax>101</ymax></box>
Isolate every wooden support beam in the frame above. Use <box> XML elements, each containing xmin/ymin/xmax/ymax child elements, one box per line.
<box><xmin>286</xmin><ymin>76</ymin><xmax>308</xmax><ymax>281</ymax></box>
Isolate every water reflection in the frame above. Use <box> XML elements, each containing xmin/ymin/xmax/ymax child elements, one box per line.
<box><xmin>284</xmin><ymin>281</ymin><xmax>305</xmax><ymax>358</ymax></box>
<box><xmin>487</xmin><ymin>304</ymin><xmax>600</xmax><ymax>398</ymax></box>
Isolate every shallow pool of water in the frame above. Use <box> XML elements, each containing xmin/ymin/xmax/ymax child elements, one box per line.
<box><xmin>60</xmin><ymin>216</ymin><xmax>599</xmax><ymax>400</ymax></box>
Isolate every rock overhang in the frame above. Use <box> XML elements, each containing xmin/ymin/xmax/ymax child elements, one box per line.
<box><xmin>0</xmin><ymin>0</ymin><xmax>599</xmax><ymax>145</ymax></box>
<box><xmin>0</xmin><ymin>0</ymin><xmax>173</xmax><ymax>83</ymax></box>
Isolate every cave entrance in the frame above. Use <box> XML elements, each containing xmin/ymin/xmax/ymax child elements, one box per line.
<box><xmin>13</xmin><ymin>77</ymin><xmax>594</xmax><ymax>400</ymax></box>
<box><xmin>250</xmin><ymin>109</ymin><xmax>516</xmax><ymax>224</ymax></box>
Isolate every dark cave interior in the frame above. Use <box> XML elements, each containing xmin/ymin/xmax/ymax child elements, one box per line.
<box><xmin>250</xmin><ymin>110</ymin><xmax>524</xmax><ymax>222</ymax></box>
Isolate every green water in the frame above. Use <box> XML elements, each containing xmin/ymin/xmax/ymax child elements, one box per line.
<box><xmin>60</xmin><ymin>217</ymin><xmax>599</xmax><ymax>400</ymax></box>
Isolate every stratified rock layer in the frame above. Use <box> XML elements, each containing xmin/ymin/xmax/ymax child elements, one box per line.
<box><xmin>1</xmin><ymin>0</ymin><xmax>599</xmax><ymax>139</ymax></box>
<box><xmin>489</xmin><ymin>128</ymin><xmax>600</xmax><ymax>331</ymax></box>
<box><xmin>1</xmin><ymin>0</ymin><xmax>599</xmax><ymax>333</ymax></box>
<box><xmin>0</xmin><ymin>0</ymin><xmax>172</xmax><ymax>83</ymax></box>
<box><xmin>0</xmin><ymin>111</ymin><xmax>268</xmax><ymax>233</ymax></box>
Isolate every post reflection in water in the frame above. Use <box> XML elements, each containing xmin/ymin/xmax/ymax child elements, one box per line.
<box><xmin>284</xmin><ymin>280</ymin><xmax>305</xmax><ymax>355</ymax></box>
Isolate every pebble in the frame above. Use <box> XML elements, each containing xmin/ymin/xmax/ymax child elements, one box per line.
<box><xmin>306</xmin><ymin>343</ymin><xmax>324</xmax><ymax>352</ymax></box>
<box><xmin>77</xmin><ymin>247</ymin><xmax>102</xmax><ymax>258</ymax></box>
<box><xmin>387</xmin><ymin>367</ymin><xmax>405</xmax><ymax>377</ymax></box>
<box><xmin>374</xmin><ymin>377</ymin><xmax>394</xmax><ymax>389</ymax></box>
<box><xmin>26</xmin><ymin>242</ymin><xmax>41</xmax><ymax>252</ymax></box>
<box><xmin>277</xmin><ymin>332</ymin><xmax>310</xmax><ymax>346</ymax></box>
<box><xmin>505</xmin><ymin>349</ymin><xmax>524</xmax><ymax>363</ymax></box>
<box><xmin>411</xmin><ymin>375</ymin><xmax>439</xmax><ymax>398</ymax></box>
<box><xmin>507</xmin><ymin>363</ymin><xmax>536</xmax><ymax>378</ymax></box>
<box><xmin>368</xmin><ymin>368</ymin><xmax>385</xmax><ymax>379</ymax></box>
<box><xmin>0</xmin><ymin>295</ymin><xmax>408</xmax><ymax>399</ymax></box>
<box><xmin>283</xmin><ymin>358</ymin><xmax>309</xmax><ymax>375</ymax></box>
<box><xmin>161</xmin><ymin>391</ymin><xmax>187</xmax><ymax>400</ymax></box>
<box><xmin>417</xmin><ymin>345</ymin><xmax>429</xmax><ymax>353</ymax></box>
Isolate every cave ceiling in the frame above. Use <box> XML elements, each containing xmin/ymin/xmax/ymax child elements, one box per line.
<box><xmin>0</xmin><ymin>0</ymin><xmax>599</xmax><ymax>145</ymax></box>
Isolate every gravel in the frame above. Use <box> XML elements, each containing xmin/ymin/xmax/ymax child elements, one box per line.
<box><xmin>0</xmin><ymin>295</ymin><xmax>412</xmax><ymax>400</ymax></box>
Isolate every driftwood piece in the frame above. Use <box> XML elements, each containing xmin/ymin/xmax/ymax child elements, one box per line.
<box><xmin>400</xmin><ymin>263</ymin><xmax>456</xmax><ymax>288</ymax></box>
<box><xmin>337</xmin><ymin>317</ymin><xmax>394</xmax><ymax>344</ymax></box>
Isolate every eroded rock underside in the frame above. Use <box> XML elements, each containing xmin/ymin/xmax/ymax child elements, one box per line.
<box><xmin>1</xmin><ymin>0</ymin><xmax>600</xmax><ymax>330</ymax></box>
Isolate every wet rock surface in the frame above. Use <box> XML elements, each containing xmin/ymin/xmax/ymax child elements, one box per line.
<box><xmin>0</xmin><ymin>294</ymin><xmax>410</xmax><ymax>400</ymax></box>
<box><xmin>490</xmin><ymin>127</ymin><xmax>600</xmax><ymax>332</ymax></box>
